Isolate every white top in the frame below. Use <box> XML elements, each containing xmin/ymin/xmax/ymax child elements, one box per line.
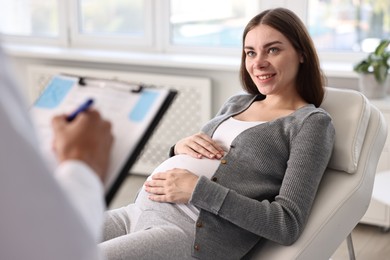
<box><xmin>149</xmin><ymin>117</ymin><xmax>263</xmax><ymax>220</ymax></box>
<box><xmin>0</xmin><ymin>47</ymin><xmax>104</xmax><ymax>260</ymax></box>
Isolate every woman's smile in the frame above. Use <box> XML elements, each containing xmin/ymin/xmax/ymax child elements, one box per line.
<box><xmin>257</xmin><ymin>73</ymin><xmax>276</xmax><ymax>82</ymax></box>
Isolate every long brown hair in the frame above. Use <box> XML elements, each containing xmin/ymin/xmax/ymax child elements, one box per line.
<box><xmin>239</xmin><ymin>8</ymin><xmax>326</xmax><ymax>107</ymax></box>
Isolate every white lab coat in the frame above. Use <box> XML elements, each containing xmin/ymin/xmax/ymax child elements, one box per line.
<box><xmin>0</xmin><ymin>47</ymin><xmax>105</xmax><ymax>260</ymax></box>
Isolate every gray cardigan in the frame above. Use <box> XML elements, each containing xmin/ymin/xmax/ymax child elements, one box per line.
<box><xmin>187</xmin><ymin>94</ymin><xmax>335</xmax><ymax>259</ymax></box>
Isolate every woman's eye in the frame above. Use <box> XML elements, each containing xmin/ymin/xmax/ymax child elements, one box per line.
<box><xmin>246</xmin><ymin>51</ymin><xmax>255</xmax><ymax>57</ymax></box>
<box><xmin>268</xmin><ymin>47</ymin><xmax>279</xmax><ymax>54</ymax></box>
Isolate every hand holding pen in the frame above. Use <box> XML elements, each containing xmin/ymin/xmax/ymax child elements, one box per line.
<box><xmin>51</xmin><ymin>98</ymin><xmax>114</xmax><ymax>181</ymax></box>
<box><xmin>66</xmin><ymin>98</ymin><xmax>94</xmax><ymax>122</ymax></box>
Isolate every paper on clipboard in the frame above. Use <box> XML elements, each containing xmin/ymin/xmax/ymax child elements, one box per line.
<box><xmin>31</xmin><ymin>75</ymin><xmax>177</xmax><ymax>205</ymax></box>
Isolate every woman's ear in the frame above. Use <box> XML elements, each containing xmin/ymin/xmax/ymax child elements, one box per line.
<box><xmin>299</xmin><ymin>53</ymin><xmax>304</xmax><ymax>63</ymax></box>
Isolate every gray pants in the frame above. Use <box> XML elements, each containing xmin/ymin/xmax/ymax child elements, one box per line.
<box><xmin>99</xmin><ymin>189</ymin><xmax>197</xmax><ymax>260</ymax></box>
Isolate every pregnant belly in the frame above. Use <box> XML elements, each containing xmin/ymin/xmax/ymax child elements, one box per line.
<box><xmin>148</xmin><ymin>154</ymin><xmax>220</xmax><ymax>180</ymax></box>
<box><xmin>136</xmin><ymin>154</ymin><xmax>221</xmax><ymax>213</ymax></box>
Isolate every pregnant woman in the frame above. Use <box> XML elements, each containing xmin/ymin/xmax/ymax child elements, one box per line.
<box><xmin>99</xmin><ymin>7</ymin><xmax>335</xmax><ymax>260</ymax></box>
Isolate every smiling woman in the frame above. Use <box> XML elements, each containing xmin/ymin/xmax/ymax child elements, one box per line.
<box><xmin>99</xmin><ymin>8</ymin><xmax>335</xmax><ymax>260</ymax></box>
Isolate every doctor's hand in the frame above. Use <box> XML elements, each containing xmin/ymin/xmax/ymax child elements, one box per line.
<box><xmin>174</xmin><ymin>132</ymin><xmax>224</xmax><ymax>159</ymax></box>
<box><xmin>144</xmin><ymin>168</ymin><xmax>199</xmax><ymax>204</ymax></box>
<box><xmin>51</xmin><ymin>109</ymin><xmax>113</xmax><ymax>182</ymax></box>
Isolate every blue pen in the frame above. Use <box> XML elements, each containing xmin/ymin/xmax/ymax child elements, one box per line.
<box><xmin>66</xmin><ymin>98</ymin><xmax>94</xmax><ymax>122</ymax></box>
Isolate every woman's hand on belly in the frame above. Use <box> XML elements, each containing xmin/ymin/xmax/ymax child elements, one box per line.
<box><xmin>175</xmin><ymin>132</ymin><xmax>224</xmax><ymax>159</ymax></box>
<box><xmin>144</xmin><ymin>168</ymin><xmax>199</xmax><ymax>203</ymax></box>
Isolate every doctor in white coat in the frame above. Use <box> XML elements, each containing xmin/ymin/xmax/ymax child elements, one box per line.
<box><xmin>0</xmin><ymin>46</ymin><xmax>113</xmax><ymax>260</ymax></box>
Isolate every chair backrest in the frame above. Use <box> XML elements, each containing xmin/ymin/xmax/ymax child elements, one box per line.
<box><xmin>248</xmin><ymin>87</ymin><xmax>388</xmax><ymax>260</ymax></box>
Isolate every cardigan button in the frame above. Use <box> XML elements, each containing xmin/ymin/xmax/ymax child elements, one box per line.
<box><xmin>196</xmin><ymin>221</ymin><xmax>203</xmax><ymax>228</ymax></box>
<box><xmin>194</xmin><ymin>244</ymin><xmax>200</xmax><ymax>251</ymax></box>
<box><xmin>211</xmin><ymin>177</ymin><xmax>218</xmax><ymax>182</ymax></box>
<box><xmin>221</xmin><ymin>159</ymin><xmax>227</xmax><ymax>164</ymax></box>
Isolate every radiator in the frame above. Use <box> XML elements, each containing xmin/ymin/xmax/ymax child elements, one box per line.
<box><xmin>27</xmin><ymin>65</ymin><xmax>212</xmax><ymax>176</ymax></box>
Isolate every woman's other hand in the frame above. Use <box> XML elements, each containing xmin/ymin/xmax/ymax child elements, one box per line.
<box><xmin>144</xmin><ymin>169</ymin><xmax>199</xmax><ymax>204</ymax></box>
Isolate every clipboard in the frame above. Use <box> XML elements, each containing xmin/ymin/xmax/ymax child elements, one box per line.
<box><xmin>30</xmin><ymin>75</ymin><xmax>177</xmax><ymax>205</ymax></box>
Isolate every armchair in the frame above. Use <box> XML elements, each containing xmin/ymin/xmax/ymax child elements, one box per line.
<box><xmin>247</xmin><ymin>87</ymin><xmax>388</xmax><ymax>260</ymax></box>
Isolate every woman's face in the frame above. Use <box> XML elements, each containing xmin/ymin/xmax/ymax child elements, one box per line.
<box><xmin>244</xmin><ymin>24</ymin><xmax>303</xmax><ymax>96</ymax></box>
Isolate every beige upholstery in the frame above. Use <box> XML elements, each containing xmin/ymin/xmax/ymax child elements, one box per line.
<box><xmin>324</xmin><ymin>88</ymin><xmax>371</xmax><ymax>173</ymax></box>
<box><xmin>248</xmin><ymin>87</ymin><xmax>388</xmax><ymax>260</ymax></box>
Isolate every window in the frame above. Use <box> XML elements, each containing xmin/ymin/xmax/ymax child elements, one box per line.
<box><xmin>0</xmin><ymin>0</ymin><xmax>387</xmax><ymax>61</ymax></box>
<box><xmin>166</xmin><ymin>0</ymin><xmax>304</xmax><ymax>55</ymax></box>
<box><xmin>71</xmin><ymin>0</ymin><xmax>153</xmax><ymax>49</ymax></box>
<box><xmin>78</xmin><ymin>0</ymin><xmax>144</xmax><ymax>36</ymax></box>
<box><xmin>308</xmin><ymin>0</ymin><xmax>390</xmax><ymax>53</ymax></box>
<box><xmin>0</xmin><ymin>0</ymin><xmax>59</xmax><ymax>37</ymax></box>
<box><xmin>170</xmin><ymin>0</ymin><xmax>259</xmax><ymax>48</ymax></box>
